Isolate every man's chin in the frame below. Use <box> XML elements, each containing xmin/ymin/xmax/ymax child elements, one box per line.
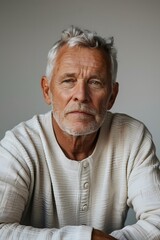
<box><xmin>53</xmin><ymin>114</ymin><xmax>105</xmax><ymax>136</ymax></box>
<box><xmin>62</xmin><ymin>125</ymin><xmax>100</xmax><ymax>136</ymax></box>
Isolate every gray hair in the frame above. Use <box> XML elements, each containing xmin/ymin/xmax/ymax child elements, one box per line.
<box><xmin>45</xmin><ymin>26</ymin><xmax>118</xmax><ymax>83</ymax></box>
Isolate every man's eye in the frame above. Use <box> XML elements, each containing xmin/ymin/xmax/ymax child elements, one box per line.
<box><xmin>61</xmin><ymin>79</ymin><xmax>76</xmax><ymax>87</ymax></box>
<box><xmin>63</xmin><ymin>79</ymin><xmax>74</xmax><ymax>83</ymax></box>
<box><xmin>88</xmin><ymin>79</ymin><xmax>103</xmax><ymax>88</ymax></box>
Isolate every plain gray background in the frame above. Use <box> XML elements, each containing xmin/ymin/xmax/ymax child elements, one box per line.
<box><xmin>0</xmin><ymin>0</ymin><xmax>160</xmax><ymax>226</ymax></box>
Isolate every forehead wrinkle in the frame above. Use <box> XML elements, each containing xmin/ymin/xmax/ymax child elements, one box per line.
<box><xmin>78</xmin><ymin>65</ymin><xmax>102</xmax><ymax>81</ymax></box>
<box><xmin>79</xmin><ymin>65</ymin><xmax>91</xmax><ymax>79</ymax></box>
<box><xmin>53</xmin><ymin>45</ymin><xmax>110</xmax><ymax>81</ymax></box>
<box><xmin>59</xmin><ymin>61</ymin><xmax>103</xmax><ymax>80</ymax></box>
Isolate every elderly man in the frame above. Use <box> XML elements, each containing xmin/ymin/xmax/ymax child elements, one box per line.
<box><xmin>0</xmin><ymin>26</ymin><xmax>160</xmax><ymax>240</ymax></box>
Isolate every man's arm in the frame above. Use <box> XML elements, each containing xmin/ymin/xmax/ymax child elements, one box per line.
<box><xmin>0</xmin><ymin>224</ymin><xmax>94</xmax><ymax>239</ymax></box>
<box><xmin>110</xmin><ymin>124</ymin><xmax>160</xmax><ymax>240</ymax></box>
<box><xmin>0</xmin><ymin>224</ymin><xmax>119</xmax><ymax>240</ymax></box>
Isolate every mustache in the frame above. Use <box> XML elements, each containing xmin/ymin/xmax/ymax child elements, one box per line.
<box><xmin>64</xmin><ymin>104</ymin><xmax>97</xmax><ymax>115</ymax></box>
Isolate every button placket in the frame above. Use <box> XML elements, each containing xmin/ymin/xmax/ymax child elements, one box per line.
<box><xmin>80</xmin><ymin>160</ymin><xmax>90</xmax><ymax>213</ymax></box>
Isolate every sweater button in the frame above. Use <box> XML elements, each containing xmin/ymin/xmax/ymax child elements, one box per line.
<box><xmin>83</xmin><ymin>161</ymin><xmax>89</xmax><ymax>168</ymax></box>
<box><xmin>84</xmin><ymin>182</ymin><xmax>89</xmax><ymax>189</ymax></box>
<box><xmin>82</xmin><ymin>204</ymin><xmax>88</xmax><ymax>211</ymax></box>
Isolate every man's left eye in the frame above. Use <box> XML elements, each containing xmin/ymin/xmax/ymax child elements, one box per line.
<box><xmin>88</xmin><ymin>79</ymin><xmax>103</xmax><ymax>88</ymax></box>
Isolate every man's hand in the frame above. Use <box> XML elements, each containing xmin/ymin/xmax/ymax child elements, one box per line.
<box><xmin>92</xmin><ymin>229</ymin><xmax>118</xmax><ymax>240</ymax></box>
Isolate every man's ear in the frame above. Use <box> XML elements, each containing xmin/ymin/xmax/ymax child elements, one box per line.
<box><xmin>107</xmin><ymin>82</ymin><xmax>119</xmax><ymax>110</ymax></box>
<box><xmin>41</xmin><ymin>76</ymin><xmax>52</xmax><ymax>105</ymax></box>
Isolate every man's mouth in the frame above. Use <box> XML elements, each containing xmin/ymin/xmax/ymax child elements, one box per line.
<box><xmin>66</xmin><ymin>111</ymin><xmax>95</xmax><ymax>120</ymax></box>
<box><xmin>68</xmin><ymin>111</ymin><xmax>93</xmax><ymax>116</ymax></box>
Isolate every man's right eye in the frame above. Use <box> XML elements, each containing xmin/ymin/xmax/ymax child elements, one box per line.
<box><xmin>63</xmin><ymin>79</ymin><xmax>74</xmax><ymax>83</ymax></box>
<box><xmin>61</xmin><ymin>79</ymin><xmax>76</xmax><ymax>88</ymax></box>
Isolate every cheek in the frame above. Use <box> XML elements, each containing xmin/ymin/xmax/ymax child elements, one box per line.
<box><xmin>51</xmin><ymin>91</ymin><xmax>70</xmax><ymax>111</ymax></box>
<box><xmin>92</xmin><ymin>92</ymin><xmax>108</xmax><ymax>109</ymax></box>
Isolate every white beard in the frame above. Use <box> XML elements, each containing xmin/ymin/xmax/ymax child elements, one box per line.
<box><xmin>52</xmin><ymin>102</ymin><xmax>107</xmax><ymax>136</ymax></box>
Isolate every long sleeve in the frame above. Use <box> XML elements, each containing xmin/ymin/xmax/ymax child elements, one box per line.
<box><xmin>110</xmin><ymin>122</ymin><xmax>160</xmax><ymax>239</ymax></box>
<box><xmin>0</xmin><ymin>224</ymin><xmax>92</xmax><ymax>239</ymax></box>
<box><xmin>0</xmin><ymin>128</ymin><xmax>92</xmax><ymax>239</ymax></box>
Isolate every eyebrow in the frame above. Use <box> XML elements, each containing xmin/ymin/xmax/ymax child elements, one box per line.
<box><xmin>61</xmin><ymin>73</ymin><xmax>77</xmax><ymax>78</ymax></box>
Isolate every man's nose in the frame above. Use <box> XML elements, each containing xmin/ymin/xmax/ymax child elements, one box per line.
<box><xmin>73</xmin><ymin>80</ymin><xmax>89</xmax><ymax>103</ymax></box>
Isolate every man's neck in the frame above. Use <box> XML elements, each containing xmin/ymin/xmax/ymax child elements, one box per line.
<box><xmin>52</xmin><ymin>117</ymin><xmax>99</xmax><ymax>161</ymax></box>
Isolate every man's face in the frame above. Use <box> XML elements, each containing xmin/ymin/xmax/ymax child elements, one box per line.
<box><xmin>43</xmin><ymin>45</ymin><xmax>118</xmax><ymax>136</ymax></box>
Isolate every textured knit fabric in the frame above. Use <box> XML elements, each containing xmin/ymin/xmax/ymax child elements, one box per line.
<box><xmin>0</xmin><ymin>111</ymin><xmax>160</xmax><ymax>240</ymax></box>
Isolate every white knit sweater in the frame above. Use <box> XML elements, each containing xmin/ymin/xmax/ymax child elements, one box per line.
<box><xmin>0</xmin><ymin>111</ymin><xmax>160</xmax><ymax>240</ymax></box>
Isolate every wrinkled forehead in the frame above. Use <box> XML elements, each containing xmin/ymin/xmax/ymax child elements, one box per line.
<box><xmin>53</xmin><ymin>45</ymin><xmax>111</xmax><ymax>78</ymax></box>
